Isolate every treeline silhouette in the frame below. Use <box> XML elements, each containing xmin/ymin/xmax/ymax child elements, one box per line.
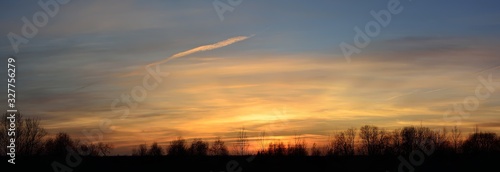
<box><xmin>2</xmin><ymin>112</ymin><xmax>499</xmax><ymax>158</ymax></box>
<box><xmin>131</xmin><ymin>137</ymin><xmax>228</xmax><ymax>156</ymax></box>
<box><xmin>0</xmin><ymin>113</ymin><xmax>113</xmax><ymax>157</ymax></box>
<box><xmin>131</xmin><ymin>125</ymin><xmax>500</xmax><ymax>157</ymax></box>
<box><xmin>2</xmin><ymin>113</ymin><xmax>500</xmax><ymax>172</ymax></box>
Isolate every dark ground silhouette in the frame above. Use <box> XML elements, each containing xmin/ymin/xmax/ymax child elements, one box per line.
<box><xmin>2</xmin><ymin>154</ymin><xmax>500</xmax><ymax>172</ymax></box>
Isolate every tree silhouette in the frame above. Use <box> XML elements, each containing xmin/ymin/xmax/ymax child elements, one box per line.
<box><xmin>400</xmin><ymin>126</ymin><xmax>417</xmax><ymax>154</ymax></box>
<box><xmin>148</xmin><ymin>142</ymin><xmax>164</xmax><ymax>156</ymax></box>
<box><xmin>44</xmin><ymin>132</ymin><xmax>74</xmax><ymax>156</ymax></box>
<box><xmin>331</xmin><ymin>128</ymin><xmax>356</xmax><ymax>156</ymax></box>
<box><xmin>310</xmin><ymin>143</ymin><xmax>322</xmax><ymax>156</ymax></box>
<box><xmin>167</xmin><ymin>137</ymin><xmax>188</xmax><ymax>156</ymax></box>
<box><xmin>345</xmin><ymin>128</ymin><xmax>356</xmax><ymax>156</ymax></box>
<box><xmin>359</xmin><ymin>125</ymin><xmax>383</xmax><ymax>156</ymax></box>
<box><xmin>1</xmin><ymin>114</ymin><xmax>114</xmax><ymax>157</ymax></box>
<box><xmin>378</xmin><ymin>129</ymin><xmax>392</xmax><ymax>155</ymax></box>
<box><xmin>462</xmin><ymin>132</ymin><xmax>499</xmax><ymax>154</ymax></box>
<box><xmin>399</xmin><ymin>126</ymin><xmax>437</xmax><ymax>155</ymax></box>
<box><xmin>209</xmin><ymin>137</ymin><xmax>229</xmax><ymax>156</ymax></box>
<box><xmin>233</xmin><ymin>127</ymin><xmax>249</xmax><ymax>155</ymax></box>
<box><xmin>450</xmin><ymin>126</ymin><xmax>462</xmax><ymax>153</ymax></box>
<box><xmin>257</xmin><ymin>131</ymin><xmax>267</xmax><ymax>154</ymax></box>
<box><xmin>432</xmin><ymin>128</ymin><xmax>452</xmax><ymax>154</ymax></box>
<box><xmin>96</xmin><ymin>142</ymin><xmax>113</xmax><ymax>156</ymax></box>
<box><xmin>287</xmin><ymin>135</ymin><xmax>308</xmax><ymax>156</ymax></box>
<box><xmin>77</xmin><ymin>141</ymin><xmax>99</xmax><ymax>156</ymax></box>
<box><xmin>0</xmin><ymin>113</ymin><xmax>47</xmax><ymax>156</ymax></box>
<box><xmin>325</xmin><ymin>134</ymin><xmax>335</xmax><ymax>156</ymax></box>
<box><xmin>416</xmin><ymin>126</ymin><xmax>434</xmax><ymax>147</ymax></box>
<box><xmin>266</xmin><ymin>141</ymin><xmax>287</xmax><ymax>156</ymax></box>
<box><xmin>132</xmin><ymin>144</ymin><xmax>148</xmax><ymax>156</ymax></box>
<box><xmin>75</xmin><ymin>141</ymin><xmax>113</xmax><ymax>156</ymax></box>
<box><xmin>189</xmin><ymin>138</ymin><xmax>209</xmax><ymax>156</ymax></box>
<box><xmin>389</xmin><ymin>128</ymin><xmax>402</xmax><ymax>155</ymax></box>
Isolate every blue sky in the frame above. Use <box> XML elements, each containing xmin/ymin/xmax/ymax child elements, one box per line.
<box><xmin>2</xmin><ymin>1</ymin><xmax>500</xmax><ymax>56</ymax></box>
<box><xmin>1</xmin><ymin>0</ymin><xmax>500</xmax><ymax>154</ymax></box>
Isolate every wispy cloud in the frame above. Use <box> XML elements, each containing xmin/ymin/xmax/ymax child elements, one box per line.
<box><xmin>385</xmin><ymin>89</ymin><xmax>420</xmax><ymax>101</ymax></box>
<box><xmin>147</xmin><ymin>35</ymin><xmax>253</xmax><ymax>67</ymax></box>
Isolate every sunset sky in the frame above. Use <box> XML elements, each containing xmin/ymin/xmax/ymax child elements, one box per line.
<box><xmin>1</xmin><ymin>0</ymin><xmax>500</xmax><ymax>154</ymax></box>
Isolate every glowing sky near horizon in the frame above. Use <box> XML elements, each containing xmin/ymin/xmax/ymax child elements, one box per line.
<box><xmin>1</xmin><ymin>0</ymin><xmax>500</xmax><ymax>154</ymax></box>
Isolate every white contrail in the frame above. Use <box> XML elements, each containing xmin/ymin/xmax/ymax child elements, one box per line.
<box><xmin>147</xmin><ymin>35</ymin><xmax>253</xmax><ymax>67</ymax></box>
<box><xmin>82</xmin><ymin>36</ymin><xmax>253</xmax><ymax>101</ymax></box>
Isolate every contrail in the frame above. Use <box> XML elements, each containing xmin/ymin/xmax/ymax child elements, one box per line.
<box><xmin>58</xmin><ymin>35</ymin><xmax>254</xmax><ymax>98</ymax></box>
<box><xmin>385</xmin><ymin>89</ymin><xmax>419</xmax><ymax>101</ymax></box>
<box><xmin>147</xmin><ymin>35</ymin><xmax>253</xmax><ymax>67</ymax></box>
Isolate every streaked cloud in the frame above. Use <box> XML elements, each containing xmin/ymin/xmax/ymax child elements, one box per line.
<box><xmin>148</xmin><ymin>35</ymin><xmax>253</xmax><ymax>67</ymax></box>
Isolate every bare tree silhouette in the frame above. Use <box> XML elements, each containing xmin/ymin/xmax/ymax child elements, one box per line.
<box><xmin>77</xmin><ymin>141</ymin><xmax>100</xmax><ymax>156</ymax></box>
<box><xmin>379</xmin><ymin>129</ymin><xmax>392</xmax><ymax>155</ymax></box>
<box><xmin>1</xmin><ymin>113</ymin><xmax>114</xmax><ymax>157</ymax></box>
<box><xmin>147</xmin><ymin>142</ymin><xmax>164</xmax><ymax>156</ymax></box>
<box><xmin>450</xmin><ymin>126</ymin><xmax>462</xmax><ymax>153</ymax></box>
<box><xmin>0</xmin><ymin>113</ymin><xmax>47</xmax><ymax>156</ymax></box>
<box><xmin>209</xmin><ymin>137</ymin><xmax>229</xmax><ymax>156</ymax></box>
<box><xmin>399</xmin><ymin>126</ymin><xmax>437</xmax><ymax>155</ymax></box>
<box><xmin>233</xmin><ymin>127</ymin><xmax>249</xmax><ymax>155</ymax></box>
<box><xmin>325</xmin><ymin>134</ymin><xmax>335</xmax><ymax>156</ymax></box>
<box><xmin>345</xmin><ymin>128</ymin><xmax>356</xmax><ymax>156</ymax></box>
<box><xmin>76</xmin><ymin>140</ymin><xmax>114</xmax><ymax>156</ymax></box>
<box><xmin>400</xmin><ymin>126</ymin><xmax>417</xmax><ymax>154</ymax></box>
<box><xmin>332</xmin><ymin>128</ymin><xmax>356</xmax><ymax>156</ymax></box>
<box><xmin>287</xmin><ymin>135</ymin><xmax>308</xmax><ymax>156</ymax></box>
<box><xmin>258</xmin><ymin>131</ymin><xmax>266</xmax><ymax>154</ymax></box>
<box><xmin>266</xmin><ymin>141</ymin><xmax>286</xmax><ymax>156</ymax></box>
<box><xmin>389</xmin><ymin>128</ymin><xmax>402</xmax><ymax>155</ymax></box>
<box><xmin>167</xmin><ymin>137</ymin><xmax>188</xmax><ymax>156</ymax></box>
<box><xmin>132</xmin><ymin>144</ymin><xmax>148</xmax><ymax>156</ymax></box>
<box><xmin>359</xmin><ymin>125</ymin><xmax>383</xmax><ymax>156</ymax></box>
<box><xmin>325</xmin><ymin>128</ymin><xmax>356</xmax><ymax>156</ymax></box>
<box><xmin>189</xmin><ymin>138</ymin><xmax>209</xmax><ymax>156</ymax></box>
<box><xmin>44</xmin><ymin>132</ymin><xmax>74</xmax><ymax>156</ymax></box>
<box><xmin>462</xmin><ymin>131</ymin><xmax>499</xmax><ymax>154</ymax></box>
<box><xmin>310</xmin><ymin>143</ymin><xmax>322</xmax><ymax>156</ymax></box>
<box><xmin>96</xmin><ymin>142</ymin><xmax>113</xmax><ymax>156</ymax></box>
